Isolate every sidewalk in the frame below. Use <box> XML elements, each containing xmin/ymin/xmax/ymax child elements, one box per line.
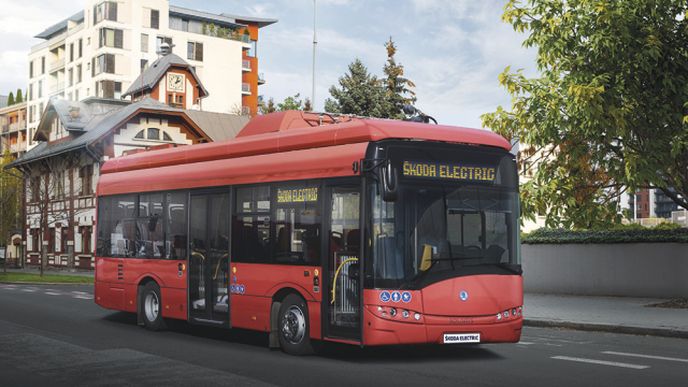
<box><xmin>524</xmin><ymin>293</ymin><xmax>688</xmax><ymax>339</ymax></box>
<box><xmin>2</xmin><ymin>267</ymin><xmax>94</xmax><ymax>278</ymax></box>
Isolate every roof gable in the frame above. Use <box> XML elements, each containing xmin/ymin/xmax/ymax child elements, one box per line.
<box><xmin>123</xmin><ymin>53</ymin><xmax>209</xmax><ymax>99</ymax></box>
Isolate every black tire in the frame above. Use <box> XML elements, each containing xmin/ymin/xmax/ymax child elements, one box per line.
<box><xmin>139</xmin><ymin>282</ymin><xmax>166</xmax><ymax>331</ymax></box>
<box><xmin>278</xmin><ymin>294</ymin><xmax>314</xmax><ymax>355</ymax></box>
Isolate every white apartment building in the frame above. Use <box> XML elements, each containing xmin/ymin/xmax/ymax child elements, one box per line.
<box><xmin>26</xmin><ymin>0</ymin><xmax>275</xmax><ymax>150</ymax></box>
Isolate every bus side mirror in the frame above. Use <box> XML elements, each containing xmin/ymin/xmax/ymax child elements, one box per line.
<box><xmin>381</xmin><ymin>161</ymin><xmax>398</xmax><ymax>202</ymax></box>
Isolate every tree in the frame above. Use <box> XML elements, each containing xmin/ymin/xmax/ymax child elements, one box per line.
<box><xmin>381</xmin><ymin>37</ymin><xmax>416</xmax><ymax>119</ymax></box>
<box><xmin>303</xmin><ymin>98</ymin><xmax>312</xmax><ymax>112</ymax></box>
<box><xmin>0</xmin><ymin>151</ymin><xmax>22</xmax><ymax>269</ymax></box>
<box><xmin>482</xmin><ymin>0</ymin><xmax>688</xmax><ymax>229</ymax></box>
<box><xmin>15</xmin><ymin>89</ymin><xmax>23</xmax><ymax>104</ymax></box>
<box><xmin>258</xmin><ymin>97</ymin><xmax>277</xmax><ymax>114</ymax></box>
<box><xmin>277</xmin><ymin>93</ymin><xmax>305</xmax><ymax>111</ymax></box>
<box><xmin>6</xmin><ymin>92</ymin><xmax>14</xmax><ymax>106</ymax></box>
<box><xmin>325</xmin><ymin>59</ymin><xmax>386</xmax><ymax>117</ymax></box>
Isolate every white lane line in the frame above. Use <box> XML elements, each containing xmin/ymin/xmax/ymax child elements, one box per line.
<box><xmin>71</xmin><ymin>291</ymin><xmax>90</xmax><ymax>295</ymax></box>
<box><xmin>551</xmin><ymin>356</ymin><xmax>649</xmax><ymax>370</ymax></box>
<box><xmin>517</xmin><ymin>341</ymin><xmax>534</xmax><ymax>345</ymax></box>
<box><xmin>73</xmin><ymin>295</ymin><xmax>93</xmax><ymax>300</ymax></box>
<box><xmin>45</xmin><ymin>291</ymin><xmax>62</xmax><ymax>296</ymax></box>
<box><xmin>602</xmin><ymin>351</ymin><xmax>688</xmax><ymax>364</ymax></box>
<box><xmin>21</xmin><ymin>288</ymin><xmax>36</xmax><ymax>292</ymax></box>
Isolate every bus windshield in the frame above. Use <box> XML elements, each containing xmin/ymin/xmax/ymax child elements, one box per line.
<box><xmin>371</xmin><ymin>184</ymin><xmax>520</xmax><ymax>289</ymax></box>
<box><xmin>368</xmin><ymin>144</ymin><xmax>520</xmax><ymax>289</ymax></box>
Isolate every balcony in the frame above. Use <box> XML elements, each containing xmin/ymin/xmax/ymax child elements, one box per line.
<box><xmin>10</xmin><ymin>142</ymin><xmax>26</xmax><ymax>154</ymax></box>
<box><xmin>241</xmin><ymin>82</ymin><xmax>251</xmax><ymax>95</ymax></box>
<box><xmin>258</xmin><ymin>72</ymin><xmax>265</xmax><ymax>85</ymax></box>
<box><xmin>49</xmin><ymin>57</ymin><xmax>65</xmax><ymax>72</ymax></box>
<box><xmin>242</xmin><ymin>59</ymin><xmax>251</xmax><ymax>72</ymax></box>
<box><xmin>49</xmin><ymin>82</ymin><xmax>66</xmax><ymax>96</ymax></box>
<box><xmin>8</xmin><ymin>121</ymin><xmax>26</xmax><ymax>133</ymax></box>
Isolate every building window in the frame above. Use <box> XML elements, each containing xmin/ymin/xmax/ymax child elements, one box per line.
<box><xmin>99</xmin><ymin>28</ymin><xmax>123</xmax><ymax>49</ymax></box>
<box><xmin>155</xmin><ymin>36</ymin><xmax>172</xmax><ymax>52</ymax></box>
<box><xmin>31</xmin><ymin>229</ymin><xmax>40</xmax><ymax>252</ymax></box>
<box><xmin>80</xmin><ymin>165</ymin><xmax>94</xmax><ymax>195</ymax></box>
<box><xmin>48</xmin><ymin>228</ymin><xmax>55</xmax><ymax>253</ymax></box>
<box><xmin>80</xmin><ymin>226</ymin><xmax>92</xmax><ymax>254</ymax></box>
<box><xmin>147</xmin><ymin>127</ymin><xmax>160</xmax><ymax>140</ymax></box>
<box><xmin>54</xmin><ymin>171</ymin><xmax>65</xmax><ymax>198</ymax></box>
<box><xmin>78</xmin><ymin>39</ymin><xmax>83</xmax><ymax>58</ymax></box>
<box><xmin>61</xmin><ymin>227</ymin><xmax>69</xmax><ymax>253</ymax></box>
<box><xmin>92</xmin><ymin>53</ymin><xmax>115</xmax><ymax>75</ymax></box>
<box><xmin>31</xmin><ymin>176</ymin><xmax>41</xmax><ymax>202</ymax></box>
<box><xmin>29</xmin><ymin>61</ymin><xmax>34</xmax><ymax>78</ymax></box>
<box><xmin>166</xmin><ymin>93</ymin><xmax>184</xmax><ymax>109</ymax></box>
<box><xmin>187</xmin><ymin>41</ymin><xmax>203</xmax><ymax>61</ymax></box>
<box><xmin>75</xmin><ymin>89</ymin><xmax>79</xmax><ymax>101</ymax></box>
<box><xmin>143</xmin><ymin>8</ymin><xmax>159</xmax><ymax>29</ymax></box>
<box><xmin>69</xmin><ymin>43</ymin><xmax>74</xmax><ymax>62</ymax></box>
<box><xmin>41</xmin><ymin>56</ymin><xmax>45</xmax><ymax>74</ymax></box>
<box><xmin>140</xmin><ymin>59</ymin><xmax>148</xmax><ymax>73</ymax></box>
<box><xmin>76</xmin><ymin>64</ymin><xmax>82</xmax><ymax>83</ymax></box>
<box><xmin>38</xmin><ymin>80</ymin><xmax>43</xmax><ymax>98</ymax></box>
<box><xmin>247</xmin><ymin>40</ymin><xmax>257</xmax><ymax>58</ymax></box>
<box><xmin>68</xmin><ymin>68</ymin><xmax>73</xmax><ymax>86</ymax></box>
<box><xmin>28</xmin><ymin>84</ymin><xmax>33</xmax><ymax>101</ymax></box>
<box><xmin>93</xmin><ymin>1</ymin><xmax>117</xmax><ymax>24</ymax></box>
<box><xmin>140</xmin><ymin>33</ymin><xmax>148</xmax><ymax>53</ymax></box>
<box><xmin>95</xmin><ymin>80</ymin><xmax>121</xmax><ymax>99</ymax></box>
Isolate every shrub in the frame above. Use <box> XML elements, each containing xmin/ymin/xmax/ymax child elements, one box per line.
<box><xmin>522</xmin><ymin>226</ymin><xmax>688</xmax><ymax>244</ymax></box>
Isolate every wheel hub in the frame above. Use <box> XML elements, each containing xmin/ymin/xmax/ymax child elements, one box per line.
<box><xmin>144</xmin><ymin>292</ymin><xmax>159</xmax><ymax>322</ymax></box>
<box><xmin>281</xmin><ymin>305</ymin><xmax>306</xmax><ymax>344</ymax></box>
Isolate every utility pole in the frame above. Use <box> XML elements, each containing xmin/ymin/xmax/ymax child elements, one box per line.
<box><xmin>311</xmin><ymin>0</ymin><xmax>317</xmax><ymax>110</ymax></box>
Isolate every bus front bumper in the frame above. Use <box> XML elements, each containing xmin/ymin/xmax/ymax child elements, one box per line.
<box><xmin>362</xmin><ymin>307</ymin><xmax>523</xmax><ymax>346</ymax></box>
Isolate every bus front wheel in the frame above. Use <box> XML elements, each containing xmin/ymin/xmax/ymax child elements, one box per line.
<box><xmin>139</xmin><ymin>282</ymin><xmax>166</xmax><ymax>331</ymax></box>
<box><xmin>278</xmin><ymin>294</ymin><xmax>314</xmax><ymax>355</ymax></box>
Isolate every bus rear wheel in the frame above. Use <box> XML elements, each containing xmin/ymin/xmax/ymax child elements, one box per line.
<box><xmin>278</xmin><ymin>294</ymin><xmax>314</xmax><ymax>355</ymax></box>
<box><xmin>139</xmin><ymin>282</ymin><xmax>166</xmax><ymax>331</ymax></box>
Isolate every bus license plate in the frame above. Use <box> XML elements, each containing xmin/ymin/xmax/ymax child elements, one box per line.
<box><xmin>443</xmin><ymin>333</ymin><xmax>481</xmax><ymax>344</ymax></box>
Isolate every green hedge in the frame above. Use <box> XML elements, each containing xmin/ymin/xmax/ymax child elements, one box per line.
<box><xmin>522</xmin><ymin>226</ymin><xmax>688</xmax><ymax>244</ymax></box>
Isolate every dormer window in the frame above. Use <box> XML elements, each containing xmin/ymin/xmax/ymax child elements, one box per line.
<box><xmin>147</xmin><ymin>128</ymin><xmax>160</xmax><ymax>140</ymax></box>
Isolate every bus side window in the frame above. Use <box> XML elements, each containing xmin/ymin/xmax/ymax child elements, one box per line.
<box><xmin>166</xmin><ymin>192</ymin><xmax>187</xmax><ymax>260</ymax></box>
<box><xmin>232</xmin><ymin>186</ymin><xmax>271</xmax><ymax>263</ymax></box>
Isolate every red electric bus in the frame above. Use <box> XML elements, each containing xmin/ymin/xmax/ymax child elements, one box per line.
<box><xmin>94</xmin><ymin>111</ymin><xmax>523</xmax><ymax>354</ymax></box>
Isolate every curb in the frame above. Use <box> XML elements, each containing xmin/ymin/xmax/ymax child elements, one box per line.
<box><xmin>0</xmin><ymin>281</ymin><xmax>93</xmax><ymax>286</ymax></box>
<box><xmin>524</xmin><ymin>319</ymin><xmax>688</xmax><ymax>339</ymax></box>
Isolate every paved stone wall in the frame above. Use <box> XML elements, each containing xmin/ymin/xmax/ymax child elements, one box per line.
<box><xmin>522</xmin><ymin>243</ymin><xmax>688</xmax><ymax>298</ymax></box>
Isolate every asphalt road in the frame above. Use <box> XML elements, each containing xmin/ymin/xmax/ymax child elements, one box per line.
<box><xmin>0</xmin><ymin>283</ymin><xmax>686</xmax><ymax>387</ymax></box>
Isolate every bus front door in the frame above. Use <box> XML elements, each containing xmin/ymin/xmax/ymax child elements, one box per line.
<box><xmin>325</xmin><ymin>185</ymin><xmax>361</xmax><ymax>340</ymax></box>
<box><xmin>188</xmin><ymin>192</ymin><xmax>230</xmax><ymax>326</ymax></box>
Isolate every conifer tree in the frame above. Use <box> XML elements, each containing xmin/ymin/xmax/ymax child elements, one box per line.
<box><xmin>15</xmin><ymin>89</ymin><xmax>23</xmax><ymax>103</ymax></box>
<box><xmin>381</xmin><ymin>37</ymin><xmax>416</xmax><ymax>119</ymax></box>
<box><xmin>6</xmin><ymin>92</ymin><xmax>14</xmax><ymax>106</ymax></box>
<box><xmin>325</xmin><ymin>59</ymin><xmax>385</xmax><ymax>117</ymax></box>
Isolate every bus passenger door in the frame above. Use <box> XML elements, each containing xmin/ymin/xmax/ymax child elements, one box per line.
<box><xmin>188</xmin><ymin>192</ymin><xmax>230</xmax><ymax>326</ymax></box>
<box><xmin>324</xmin><ymin>185</ymin><xmax>361</xmax><ymax>340</ymax></box>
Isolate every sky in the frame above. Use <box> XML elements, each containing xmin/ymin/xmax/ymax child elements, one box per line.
<box><xmin>0</xmin><ymin>0</ymin><xmax>538</xmax><ymax>128</ymax></box>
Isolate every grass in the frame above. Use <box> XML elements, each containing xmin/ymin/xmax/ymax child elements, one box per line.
<box><xmin>0</xmin><ymin>272</ymin><xmax>93</xmax><ymax>284</ymax></box>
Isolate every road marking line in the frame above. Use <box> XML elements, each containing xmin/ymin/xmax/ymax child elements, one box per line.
<box><xmin>551</xmin><ymin>356</ymin><xmax>649</xmax><ymax>370</ymax></box>
<box><xmin>45</xmin><ymin>291</ymin><xmax>62</xmax><ymax>296</ymax></box>
<box><xmin>517</xmin><ymin>341</ymin><xmax>534</xmax><ymax>345</ymax></box>
<box><xmin>21</xmin><ymin>288</ymin><xmax>36</xmax><ymax>292</ymax></box>
<box><xmin>602</xmin><ymin>351</ymin><xmax>688</xmax><ymax>363</ymax></box>
<box><xmin>73</xmin><ymin>295</ymin><xmax>93</xmax><ymax>300</ymax></box>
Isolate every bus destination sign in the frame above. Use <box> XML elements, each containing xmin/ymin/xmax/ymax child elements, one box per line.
<box><xmin>277</xmin><ymin>187</ymin><xmax>319</xmax><ymax>203</ymax></box>
<box><xmin>402</xmin><ymin>161</ymin><xmax>496</xmax><ymax>182</ymax></box>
